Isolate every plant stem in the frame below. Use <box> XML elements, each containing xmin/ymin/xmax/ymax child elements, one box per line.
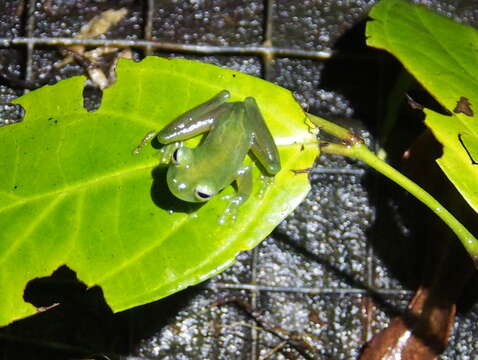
<box><xmin>309</xmin><ymin>113</ymin><xmax>478</xmax><ymax>261</ymax></box>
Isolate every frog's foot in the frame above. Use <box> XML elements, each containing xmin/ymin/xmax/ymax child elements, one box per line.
<box><xmin>256</xmin><ymin>175</ymin><xmax>274</xmax><ymax>199</ymax></box>
<box><xmin>132</xmin><ymin>131</ymin><xmax>157</xmax><ymax>155</ymax></box>
<box><xmin>159</xmin><ymin>142</ymin><xmax>181</xmax><ymax>164</ymax></box>
<box><xmin>218</xmin><ymin>194</ymin><xmax>247</xmax><ymax>225</ymax></box>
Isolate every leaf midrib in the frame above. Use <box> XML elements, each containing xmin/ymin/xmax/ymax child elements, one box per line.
<box><xmin>95</xmin><ymin>144</ymin><xmax>309</xmax><ymax>290</ymax></box>
<box><xmin>0</xmin><ymin>158</ymin><xmax>159</xmax><ymax>214</ymax></box>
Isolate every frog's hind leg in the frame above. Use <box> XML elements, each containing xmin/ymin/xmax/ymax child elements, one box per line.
<box><xmin>219</xmin><ymin>165</ymin><xmax>252</xmax><ymax>224</ymax></box>
<box><xmin>244</xmin><ymin>97</ymin><xmax>281</xmax><ymax>175</ymax></box>
<box><xmin>235</xmin><ymin>165</ymin><xmax>253</xmax><ymax>203</ymax></box>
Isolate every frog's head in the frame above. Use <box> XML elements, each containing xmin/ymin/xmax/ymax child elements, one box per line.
<box><xmin>166</xmin><ymin>146</ymin><xmax>216</xmax><ymax>203</ymax></box>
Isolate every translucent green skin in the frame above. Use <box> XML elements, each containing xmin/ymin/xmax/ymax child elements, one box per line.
<box><xmin>156</xmin><ymin>90</ymin><xmax>281</xmax><ymax>203</ymax></box>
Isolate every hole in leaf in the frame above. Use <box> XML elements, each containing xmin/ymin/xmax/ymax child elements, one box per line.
<box><xmin>4</xmin><ymin>268</ymin><xmax>113</xmax><ymax>359</ymax></box>
<box><xmin>23</xmin><ymin>265</ymin><xmax>87</xmax><ymax>309</ymax></box>
<box><xmin>0</xmin><ymin>103</ymin><xmax>25</xmax><ymax>124</ymax></box>
<box><xmin>82</xmin><ymin>84</ymin><xmax>103</xmax><ymax>112</ymax></box>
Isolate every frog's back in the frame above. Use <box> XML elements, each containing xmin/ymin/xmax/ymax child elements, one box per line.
<box><xmin>194</xmin><ymin>102</ymin><xmax>252</xmax><ymax>186</ymax></box>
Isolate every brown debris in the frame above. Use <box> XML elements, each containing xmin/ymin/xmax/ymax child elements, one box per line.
<box><xmin>453</xmin><ymin>96</ymin><xmax>474</xmax><ymax>117</ymax></box>
<box><xmin>405</xmin><ymin>93</ymin><xmax>424</xmax><ymax>111</ymax></box>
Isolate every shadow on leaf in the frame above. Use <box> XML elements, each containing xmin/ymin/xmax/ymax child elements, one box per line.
<box><xmin>150</xmin><ymin>165</ymin><xmax>204</xmax><ymax>214</ymax></box>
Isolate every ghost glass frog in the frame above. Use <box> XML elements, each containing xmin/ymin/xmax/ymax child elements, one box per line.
<box><xmin>156</xmin><ymin>90</ymin><xmax>281</xmax><ymax>220</ymax></box>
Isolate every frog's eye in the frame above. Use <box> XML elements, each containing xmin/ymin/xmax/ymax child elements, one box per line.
<box><xmin>194</xmin><ymin>185</ymin><xmax>214</xmax><ymax>201</ymax></box>
<box><xmin>171</xmin><ymin>146</ymin><xmax>192</xmax><ymax>165</ymax></box>
<box><xmin>172</xmin><ymin>148</ymin><xmax>181</xmax><ymax>164</ymax></box>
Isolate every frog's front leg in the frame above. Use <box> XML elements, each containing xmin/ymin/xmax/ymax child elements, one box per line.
<box><xmin>219</xmin><ymin>165</ymin><xmax>253</xmax><ymax>224</ymax></box>
<box><xmin>157</xmin><ymin>90</ymin><xmax>230</xmax><ymax>144</ymax></box>
<box><xmin>132</xmin><ymin>131</ymin><xmax>157</xmax><ymax>154</ymax></box>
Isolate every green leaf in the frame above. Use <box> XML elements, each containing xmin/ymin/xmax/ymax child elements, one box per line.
<box><xmin>366</xmin><ymin>0</ymin><xmax>478</xmax><ymax>214</ymax></box>
<box><xmin>0</xmin><ymin>57</ymin><xmax>318</xmax><ymax>326</ymax></box>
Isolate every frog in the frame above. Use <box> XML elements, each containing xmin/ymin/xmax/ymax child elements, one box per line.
<box><xmin>155</xmin><ymin>90</ymin><xmax>281</xmax><ymax>219</ymax></box>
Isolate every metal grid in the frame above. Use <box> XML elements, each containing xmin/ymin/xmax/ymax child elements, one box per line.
<box><xmin>0</xmin><ymin>0</ymin><xmax>331</xmax><ymax>89</ymax></box>
<box><xmin>1</xmin><ymin>0</ymin><xmax>478</xmax><ymax>359</ymax></box>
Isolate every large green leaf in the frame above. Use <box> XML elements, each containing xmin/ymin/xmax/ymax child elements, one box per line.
<box><xmin>367</xmin><ymin>0</ymin><xmax>478</xmax><ymax>214</ymax></box>
<box><xmin>0</xmin><ymin>57</ymin><xmax>318</xmax><ymax>326</ymax></box>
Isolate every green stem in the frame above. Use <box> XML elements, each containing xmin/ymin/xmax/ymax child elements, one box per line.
<box><xmin>307</xmin><ymin>113</ymin><xmax>359</xmax><ymax>144</ymax></box>
<box><xmin>310</xmin><ymin>114</ymin><xmax>478</xmax><ymax>261</ymax></box>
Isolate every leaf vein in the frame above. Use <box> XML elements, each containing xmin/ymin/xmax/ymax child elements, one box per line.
<box><xmin>0</xmin><ymin>194</ymin><xmax>66</xmax><ymax>266</ymax></box>
<box><xmin>94</xmin><ymin>215</ymin><xmax>190</xmax><ymax>283</ymax></box>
